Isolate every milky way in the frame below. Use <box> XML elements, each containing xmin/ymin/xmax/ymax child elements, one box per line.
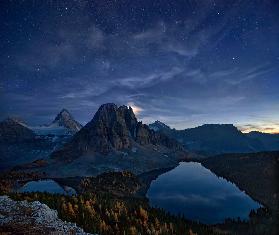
<box><xmin>1</xmin><ymin>0</ymin><xmax>279</xmax><ymax>133</ymax></box>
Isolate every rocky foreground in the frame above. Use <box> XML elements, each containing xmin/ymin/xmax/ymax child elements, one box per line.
<box><xmin>0</xmin><ymin>195</ymin><xmax>96</xmax><ymax>234</ymax></box>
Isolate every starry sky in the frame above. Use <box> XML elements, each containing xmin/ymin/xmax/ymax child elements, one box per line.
<box><xmin>1</xmin><ymin>0</ymin><xmax>279</xmax><ymax>133</ymax></box>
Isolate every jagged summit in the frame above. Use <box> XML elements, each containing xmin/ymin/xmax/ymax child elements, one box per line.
<box><xmin>53</xmin><ymin>109</ymin><xmax>73</xmax><ymax>123</ymax></box>
<box><xmin>52</xmin><ymin>103</ymin><xmax>184</xmax><ymax>160</ymax></box>
<box><xmin>50</xmin><ymin>108</ymin><xmax>82</xmax><ymax>133</ymax></box>
<box><xmin>86</xmin><ymin>103</ymin><xmax>137</xmax><ymax>138</ymax></box>
<box><xmin>55</xmin><ymin>108</ymin><xmax>71</xmax><ymax>117</ymax></box>
<box><xmin>149</xmin><ymin>120</ymin><xmax>171</xmax><ymax>131</ymax></box>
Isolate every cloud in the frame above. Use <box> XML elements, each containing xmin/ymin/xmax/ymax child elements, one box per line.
<box><xmin>218</xmin><ymin>65</ymin><xmax>274</xmax><ymax>85</ymax></box>
<box><xmin>16</xmin><ymin>20</ymin><xmax>107</xmax><ymax>71</ymax></box>
<box><xmin>86</xmin><ymin>26</ymin><xmax>105</xmax><ymax>50</ymax></box>
<box><xmin>115</xmin><ymin>67</ymin><xmax>184</xmax><ymax>89</ymax></box>
<box><xmin>132</xmin><ymin>22</ymin><xmax>200</xmax><ymax>57</ymax></box>
<box><xmin>16</xmin><ymin>15</ymin><xmax>225</xmax><ymax>72</ymax></box>
<box><xmin>183</xmin><ymin>65</ymin><xmax>274</xmax><ymax>86</ymax></box>
<box><xmin>237</xmin><ymin>123</ymin><xmax>279</xmax><ymax>134</ymax></box>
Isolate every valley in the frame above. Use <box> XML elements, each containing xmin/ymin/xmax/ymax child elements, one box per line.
<box><xmin>0</xmin><ymin>103</ymin><xmax>278</xmax><ymax>234</ymax></box>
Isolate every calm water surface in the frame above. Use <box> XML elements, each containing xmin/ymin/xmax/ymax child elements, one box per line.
<box><xmin>18</xmin><ymin>179</ymin><xmax>76</xmax><ymax>196</ymax></box>
<box><xmin>147</xmin><ymin>162</ymin><xmax>261</xmax><ymax>224</ymax></box>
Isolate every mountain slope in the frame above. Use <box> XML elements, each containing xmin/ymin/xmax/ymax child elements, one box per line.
<box><xmin>32</xmin><ymin>109</ymin><xmax>82</xmax><ymax>136</ymax></box>
<box><xmin>149</xmin><ymin>120</ymin><xmax>172</xmax><ymax>132</ymax></box>
<box><xmin>50</xmin><ymin>109</ymin><xmax>82</xmax><ymax>133</ymax></box>
<box><xmin>246</xmin><ymin>131</ymin><xmax>279</xmax><ymax>151</ymax></box>
<box><xmin>44</xmin><ymin>104</ymin><xmax>187</xmax><ymax>177</ymax></box>
<box><xmin>52</xmin><ymin>104</ymin><xmax>183</xmax><ymax>160</ymax></box>
<box><xmin>149</xmin><ymin>122</ymin><xmax>266</xmax><ymax>155</ymax></box>
<box><xmin>0</xmin><ymin>118</ymin><xmax>35</xmax><ymax>143</ymax></box>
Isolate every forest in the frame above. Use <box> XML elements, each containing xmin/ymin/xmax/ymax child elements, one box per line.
<box><xmin>7</xmin><ymin>191</ymin><xmax>218</xmax><ymax>235</ymax></box>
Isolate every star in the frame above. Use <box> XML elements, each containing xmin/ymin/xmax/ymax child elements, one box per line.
<box><xmin>1</xmin><ymin>0</ymin><xmax>277</xmax><ymax>134</ymax></box>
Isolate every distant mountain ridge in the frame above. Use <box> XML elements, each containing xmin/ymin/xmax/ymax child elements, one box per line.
<box><xmin>2</xmin><ymin>106</ymin><xmax>278</xmax><ymax>176</ymax></box>
<box><xmin>149</xmin><ymin>121</ymin><xmax>278</xmax><ymax>155</ymax></box>
<box><xmin>0</xmin><ymin>118</ymin><xmax>55</xmax><ymax>170</ymax></box>
<box><xmin>0</xmin><ymin>110</ymin><xmax>81</xmax><ymax>170</ymax></box>
<box><xmin>0</xmin><ymin>118</ymin><xmax>35</xmax><ymax>143</ymax></box>
<box><xmin>246</xmin><ymin>131</ymin><xmax>279</xmax><ymax>151</ymax></box>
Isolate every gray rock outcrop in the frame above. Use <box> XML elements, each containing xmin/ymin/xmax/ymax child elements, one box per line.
<box><xmin>0</xmin><ymin>195</ymin><xmax>95</xmax><ymax>234</ymax></box>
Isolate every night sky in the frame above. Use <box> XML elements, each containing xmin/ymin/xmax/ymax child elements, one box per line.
<box><xmin>1</xmin><ymin>0</ymin><xmax>279</xmax><ymax>133</ymax></box>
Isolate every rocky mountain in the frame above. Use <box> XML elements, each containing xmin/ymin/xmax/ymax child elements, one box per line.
<box><xmin>0</xmin><ymin>118</ymin><xmax>35</xmax><ymax>143</ymax></box>
<box><xmin>52</xmin><ymin>103</ymin><xmax>183</xmax><ymax>159</ymax></box>
<box><xmin>49</xmin><ymin>108</ymin><xmax>82</xmax><ymax>133</ymax></box>
<box><xmin>149</xmin><ymin>120</ymin><xmax>172</xmax><ymax>132</ymax></box>
<box><xmin>149</xmin><ymin>122</ymin><xmax>268</xmax><ymax>155</ymax></box>
<box><xmin>45</xmin><ymin>103</ymin><xmax>187</xmax><ymax>177</ymax></box>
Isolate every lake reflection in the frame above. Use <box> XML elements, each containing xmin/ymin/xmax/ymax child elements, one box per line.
<box><xmin>18</xmin><ymin>179</ymin><xmax>76</xmax><ymax>196</ymax></box>
<box><xmin>147</xmin><ymin>162</ymin><xmax>261</xmax><ymax>224</ymax></box>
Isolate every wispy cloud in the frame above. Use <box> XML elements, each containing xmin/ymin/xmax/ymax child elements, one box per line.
<box><xmin>184</xmin><ymin>65</ymin><xmax>274</xmax><ymax>85</ymax></box>
<box><xmin>115</xmin><ymin>67</ymin><xmax>184</xmax><ymax>89</ymax></box>
<box><xmin>15</xmin><ymin>9</ymin><xmax>237</xmax><ymax>72</ymax></box>
<box><xmin>214</xmin><ymin>65</ymin><xmax>274</xmax><ymax>85</ymax></box>
<box><xmin>2</xmin><ymin>0</ymin><xmax>278</xmax><ymax>132</ymax></box>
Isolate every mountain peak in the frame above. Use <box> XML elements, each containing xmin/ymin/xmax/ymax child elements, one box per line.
<box><xmin>155</xmin><ymin>120</ymin><xmax>170</xmax><ymax>127</ymax></box>
<box><xmin>94</xmin><ymin>103</ymin><xmax>136</xmax><ymax>119</ymax></box>
<box><xmin>99</xmin><ymin>103</ymin><xmax>118</xmax><ymax>110</ymax></box>
<box><xmin>3</xmin><ymin>117</ymin><xmax>19</xmax><ymax>125</ymax></box>
<box><xmin>55</xmin><ymin>108</ymin><xmax>71</xmax><ymax>119</ymax></box>
<box><xmin>90</xmin><ymin>103</ymin><xmax>136</xmax><ymax>128</ymax></box>
<box><xmin>51</xmin><ymin>109</ymin><xmax>82</xmax><ymax>133</ymax></box>
<box><xmin>149</xmin><ymin>120</ymin><xmax>171</xmax><ymax>131</ymax></box>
